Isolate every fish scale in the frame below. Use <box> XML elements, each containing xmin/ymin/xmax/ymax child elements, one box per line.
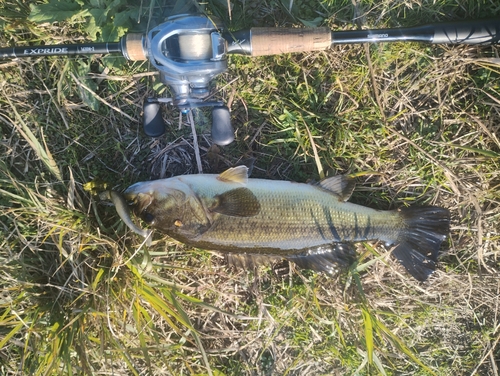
<box><xmin>196</xmin><ymin>191</ymin><xmax>397</xmax><ymax>250</ymax></box>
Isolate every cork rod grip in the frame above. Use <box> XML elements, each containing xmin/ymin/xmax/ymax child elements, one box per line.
<box><xmin>122</xmin><ymin>33</ymin><xmax>146</xmax><ymax>61</ymax></box>
<box><xmin>250</xmin><ymin>27</ymin><xmax>332</xmax><ymax>56</ymax></box>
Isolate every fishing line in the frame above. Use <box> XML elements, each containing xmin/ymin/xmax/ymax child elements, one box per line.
<box><xmin>188</xmin><ymin>109</ymin><xmax>203</xmax><ymax>173</ymax></box>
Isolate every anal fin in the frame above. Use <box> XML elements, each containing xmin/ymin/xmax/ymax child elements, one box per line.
<box><xmin>285</xmin><ymin>244</ymin><xmax>356</xmax><ymax>275</ymax></box>
<box><xmin>225</xmin><ymin>253</ymin><xmax>280</xmax><ymax>269</ymax></box>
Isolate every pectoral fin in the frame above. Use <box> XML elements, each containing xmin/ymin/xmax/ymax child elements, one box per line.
<box><xmin>211</xmin><ymin>187</ymin><xmax>261</xmax><ymax>217</ymax></box>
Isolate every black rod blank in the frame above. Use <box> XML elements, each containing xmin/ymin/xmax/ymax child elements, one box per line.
<box><xmin>330</xmin><ymin>18</ymin><xmax>500</xmax><ymax>45</ymax></box>
<box><xmin>0</xmin><ymin>42</ymin><xmax>122</xmax><ymax>59</ymax></box>
<box><xmin>1</xmin><ymin>18</ymin><xmax>498</xmax><ymax>60</ymax></box>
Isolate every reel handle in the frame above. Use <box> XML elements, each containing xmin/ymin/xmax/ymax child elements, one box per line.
<box><xmin>143</xmin><ymin>101</ymin><xmax>166</xmax><ymax>137</ymax></box>
<box><xmin>211</xmin><ymin>106</ymin><xmax>234</xmax><ymax>146</ymax></box>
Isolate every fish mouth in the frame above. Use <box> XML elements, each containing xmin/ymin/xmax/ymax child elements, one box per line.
<box><xmin>123</xmin><ymin>182</ymin><xmax>144</xmax><ymax>197</ymax></box>
<box><xmin>123</xmin><ymin>186</ymin><xmax>153</xmax><ymax>215</ymax></box>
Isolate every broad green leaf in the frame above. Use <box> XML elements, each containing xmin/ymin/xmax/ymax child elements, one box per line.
<box><xmin>113</xmin><ymin>9</ymin><xmax>138</xmax><ymax>28</ymax></box>
<box><xmin>84</xmin><ymin>14</ymin><xmax>100</xmax><ymax>40</ymax></box>
<box><xmin>109</xmin><ymin>0</ymin><xmax>128</xmax><ymax>9</ymax></box>
<box><xmin>298</xmin><ymin>17</ymin><xmax>323</xmax><ymax>28</ymax></box>
<box><xmin>89</xmin><ymin>8</ymin><xmax>109</xmax><ymax>29</ymax></box>
<box><xmin>100</xmin><ymin>24</ymin><xmax>127</xmax><ymax>43</ymax></box>
<box><xmin>29</xmin><ymin>0</ymin><xmax>83</xmax><ymax>23</ymax></box>
<box><xmin>72</xmin><ymin>61</ymin><xmax>100</xmax><ymax>111</ymax></box>
<box><xmin>101</xmin><ymin>56</ymin><xmax>128</xmax><ymax>71</ymax></box>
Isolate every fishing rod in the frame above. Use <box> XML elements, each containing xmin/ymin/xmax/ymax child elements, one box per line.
<box><xmin>1</xmin><ymin>15</ymin><xmax>499</xmax><ymax>145</ymax></box>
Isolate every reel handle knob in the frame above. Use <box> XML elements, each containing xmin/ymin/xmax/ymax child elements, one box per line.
<box><xmin>211</xmin><ymin>106</ymin><xmax>234</xmax><ymax>146</ymax></box>
<box><xmin>143</xmin><ymin>101</ymin><xmax>166</xmax><ymax>137</ymax></box>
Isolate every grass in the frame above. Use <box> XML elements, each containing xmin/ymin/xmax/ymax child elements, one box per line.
<box><xmin>1</xmin><ymin>0</ymin><xmax>499</xmax><ymax>374</ymax></box>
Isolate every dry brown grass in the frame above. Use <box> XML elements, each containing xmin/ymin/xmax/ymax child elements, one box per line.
<box><xmin>0</xmin><ymin>0</ymin><xmax>499</xmax><ymax>375</ymax></box>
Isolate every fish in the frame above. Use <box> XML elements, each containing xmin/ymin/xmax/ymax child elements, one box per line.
<box><xmin>100</xmin><ymin>190</ymin><xmax>153</xmax><ymax>246</ymax></box>
<box><xmin>123</xmin><ymin>166</ymin><xmax>450</xmax><ymax>281</ymax></box>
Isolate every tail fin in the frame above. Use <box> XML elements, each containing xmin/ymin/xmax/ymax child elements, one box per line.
<box><xmin>392</xmin><ymin>207</ymin><xmax>450</xmax><ymax>281</ymax></box>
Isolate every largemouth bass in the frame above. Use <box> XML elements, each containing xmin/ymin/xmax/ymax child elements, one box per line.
<box><xmin>123</xmin><ymin>166</ymin><xmax>450</xmax><ymax>281</ymax></box>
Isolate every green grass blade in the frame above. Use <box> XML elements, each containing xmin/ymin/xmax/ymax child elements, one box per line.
<box><xmin>375</xmin><ymin>319</ymin><xmax>436</xmax><ymax>375</ymax></box>
<box><xmin>361</xmin><ymin>306</ymin><xmax>374</xmax><ymax>365</ymax></box>
<box><xmin>0</xmin><ymin>322</ymin><xmax>24</xmax><ymax>350</ymax></box>
<box><xmin>447</xmin><ymin>143</ymin><xmax>500</xmax><ymax>158</ymax></box>
<box><xmin>168</xmin><ymin>289</ymin><xmax>213</xmax><ymax>376</ymax></box>
<box><xmin>1</xmin><ymin>100</ymin><xmax>62</xmax><ymax>181</ymax></box>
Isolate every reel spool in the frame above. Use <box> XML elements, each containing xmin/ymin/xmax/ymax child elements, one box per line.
<box><xmin>178</xmin><ymin>34</ymin><xmax>212</xmax><ymax>60</ymax></box>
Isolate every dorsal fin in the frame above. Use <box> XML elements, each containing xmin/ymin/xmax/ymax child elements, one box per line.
<box><xmin>217</xmin><ymin>166</ymin><xmax>248</xmax><ymax>184</ymax></box>
<box><xmin>315</xmin><ymin>175</ymin><xmax>356</xmax><ymax>201</ymax></box>
<box><xmin>238</xmin><ymin>157</ymin><xmax>255</xmax><ymax>177</ymax></box>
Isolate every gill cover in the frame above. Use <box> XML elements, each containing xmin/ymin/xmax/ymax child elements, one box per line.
<box><xmin>124</xmin><ymin>180</ymin><xmax>186</xmax><ymax>225</ymax></box>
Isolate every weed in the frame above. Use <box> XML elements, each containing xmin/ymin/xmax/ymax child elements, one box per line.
<box><xmin>1</xmin><ymin>0</ymin><xmax>499</xmax><ymax>375</ymax></box>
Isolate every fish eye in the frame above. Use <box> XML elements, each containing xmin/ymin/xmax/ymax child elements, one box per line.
<box><xmin>142</xmin><ymin>211</ymin><xmax>155</xmax><ymax>223</ymax></box>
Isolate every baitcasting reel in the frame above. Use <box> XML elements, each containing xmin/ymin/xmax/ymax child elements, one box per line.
<box><xmin>1</xmin><ymin>14</ymin><xmax>499</xmax><ymax>145</ymax></box>
<box><xmin>132</xmin><ymin>14</ymin><xmax>232</xmax><ymax>143</ymax></box>
<box><xmin>122</xmin><ymin>13</ymin><xmax>333</xmax><ymax>144</ymax></box>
